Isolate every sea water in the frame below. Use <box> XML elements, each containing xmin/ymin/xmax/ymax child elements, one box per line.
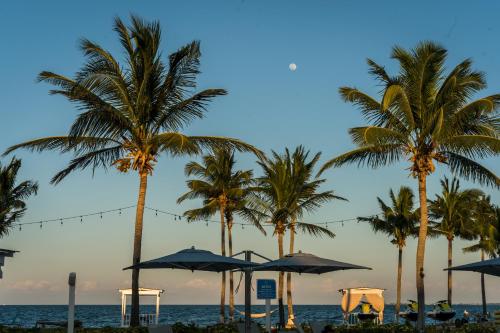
<box><xmin>1</xmin><ymin>304</ymin><xmax>499</xmax><ymax>327</ymax></box>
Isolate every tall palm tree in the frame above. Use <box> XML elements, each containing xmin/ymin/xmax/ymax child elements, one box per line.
<box><xmin>4</xmin><ymin>16</ymin><xmax>260</xmax><ymax>326</ymax></box>
<box><xmin>285</xmin><ymin>146</ymin><xmax>346</xmax><ymax>327</ymax></box>
<box><xmin>319</xmin><ymin>42</ymin><xmax>500</xmax><ymax>330</ymax></box>
<box><xmin>177</xmin><ymin>148</ymin><xmax>264</xmax><ymax>322</ymax></box>
<box><xmin>462</xmin><ymin>195</ymin><xmax>498</xmax><ymax>318</ymax></box>
<box><xmin>225</xmin><ymin>187</ymin><xmax>266</xmax><ymax>321</ymax></box>
<box><xmin>358</xmin><ymin>186</ymin><xmax>418</xmax><ymax>322</ymax></box>
<box><xmin>428</xmin><ymin>177</ymin><xmax>482</xmax><ymax>305</ymax></box>
<box><xmin>0</xmin><ymin>157</ymin><xmax>38</xmax><ymax>237</ymax></box>
<box><xmin>257</xmin><ymin>146</ymin><xmax>342</xmax><ymax>327</ymax></box>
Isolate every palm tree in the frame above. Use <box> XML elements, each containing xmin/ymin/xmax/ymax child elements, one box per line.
<box><xmin>0</xmin><ymin>157</ymin><xmax>38</xmax><ymax>237</ymax></box>
<box><xmin>319</xmin><ymin>42</ymin><xmax>500</xmax><ymax>331</ymax></box>
<box><xmin>224</xmin><ymin>186</ymin><xmax>266</xmax><ymax>321</ymax></box>
<box><xmin>4</xmin><ymin>16</ymin><xmax>261</xmax><ymax>326</ymax></box>
<box><xmin>358</xmin><ymin>186</ymin><xmax>418</xmax><ymax>322</ymax></box>
<box><xmin>462</xmin><ymin>195</ymin><xmax>498</xmax><ymax>318</ymax></box>
<box><xmin>177</xmin><ymin>148</ymin><xmax>264</xmax><ymax>322</ymax></box>
<box><xmin>257</xmin><ymin>146</ymin><xmax>342</xmax><ymax>327</ymax></box>
<box><xmin>428</xmin><ymin>176</ymin><xmax>482</xmax><ymax>306</ymax></box>
<box><xmin>285</xmin><ymin>146</ymin><xmax>346</xmax><ymax>327</ymax></box>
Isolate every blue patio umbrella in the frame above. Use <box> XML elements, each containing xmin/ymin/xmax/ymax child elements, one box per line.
<box><xmin>445</xmin><ymin>257</ymin><xmax>500</xmax><ymax>277</ymax></box>
<box><xmin>123</xmin><ymin>246</ymin><xmax>257</xmax><ymax>272</ymax></box>
<box><xmin>253</xmin><ymin>251</ymin><xmax>371</xmax><ymax>274</ymax></box>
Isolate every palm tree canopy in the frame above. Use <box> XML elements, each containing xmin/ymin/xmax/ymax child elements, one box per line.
<box><xmin>4</xmin><ymin>15</ymin><xmax>262</xmax><ymax>183</ymax></box>
<box><xmin>257</xmin><ymin>146</ymin><xmax>346</xmax><ymax>238</ymax></box>
<box><xmin>0</xmin><ymin>157</ymin><xmax>38</xmax><ymax>237</ymax></box>
<box><xmin>429</xmin><ymin>176</ymin><xmax>483</xmax><ymax>240</ymax></box>
<box><xmin>177</xmin><ymin>148</ymin><xmax>265</xmax><ymax>233</ymax></box>
<box><xmin>320</xmin><ymin>42</ymin><xmax>500</xmax><ymax>187</ymax></box>
<box><xmin>463</xmin><ymin>195</ymin><xmax>499</xmax><ymax>258</ymax></box>
<box><xmin>358</xmin><ymin>186</ymin><xmax>419</xmax><ymax>248</ymax></box>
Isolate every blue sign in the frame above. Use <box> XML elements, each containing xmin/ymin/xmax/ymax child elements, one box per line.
<box><xmin>257</xmin><ymin>279</ymin><xmax>276</xmax><ymax>299</ymax></box>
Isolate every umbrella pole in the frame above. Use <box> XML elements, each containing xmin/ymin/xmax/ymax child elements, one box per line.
<box><xmin>245</xmin><ymin>251</ymin><xmax>252</xmax><ymax>333</ymax></box>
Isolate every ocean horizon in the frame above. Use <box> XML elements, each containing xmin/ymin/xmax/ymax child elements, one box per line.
<box><xmin>2</xmin><ymin>304</ymin><xmax>499</xmax><ymax>327</ymax></box>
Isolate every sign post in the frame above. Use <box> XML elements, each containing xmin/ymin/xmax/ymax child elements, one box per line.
<box><xmin>257</xmin><ymin>279</ymin><xmax>276</xmax><ymax>333</ymax></box>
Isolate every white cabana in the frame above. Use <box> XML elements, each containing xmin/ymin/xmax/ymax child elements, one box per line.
<box><xmin>339</xmin><ymin>287</ymin><xmax>385</xmax><ymax>324</ymax></box>
<box><xmin>119</xmin><ymin>288</ymin><xmax>164</xmax><ymax>327</ymax></box>
<box><xmin>0</xmin><ymin>248</ymin><xmax>17</xmax><ymax>279</ymax></box>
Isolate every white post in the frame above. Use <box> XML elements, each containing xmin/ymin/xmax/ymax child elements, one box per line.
<box><xmin>265</xmin><ymin>299</ymin><xmax>271</xmax><ymax>333</ymax></box>
<box><xmin>155</xmin><ymin>294</ymin><xmax>160</xmax><ymax>325</ymax></box>
<box><xmin>121</xmin><ymin>293</ymin><xmax>126</xmax><ymax>327</ymax></box>
<box><xmin>68</xmin><ymin>272</ymin><xmax>76</xmax><ymax>333</ymax></box>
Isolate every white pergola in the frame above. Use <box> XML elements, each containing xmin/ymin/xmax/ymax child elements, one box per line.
<box><xmin>0</xmin><ymin>249</ymin><xmax>17</xmax><ymax>279</ymax></box>
<box><xmin>119</xmin><ymin>288</ymin><xmax>164</xmax><ymax>327</ymax></box>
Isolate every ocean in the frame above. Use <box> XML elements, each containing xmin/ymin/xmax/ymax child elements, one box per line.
<box><xmin>1</xmin><ymin>304</ymin><xmax>498</xmax><ymax>327</ymax></box>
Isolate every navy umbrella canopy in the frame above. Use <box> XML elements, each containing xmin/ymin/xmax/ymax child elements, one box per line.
<box><xmin>123</xmin><ymin>246</ymin><xmax>257</xmax><ymax>272</ymax></box>
<box><xmin>253</xmin><ymin>251</ymin><xmax>371</xmax><ymax>274</ymax></box>
<box><xmin>446</xmin><ymin>257</ymin><xmax>500</xmax><ymax>277</ymax></box>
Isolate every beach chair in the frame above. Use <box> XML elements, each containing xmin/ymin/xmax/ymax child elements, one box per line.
<box><xmin>148</xmin><ymin>325</ymin><xmax>173</xmax><ymax>333</ymax></box>
<box><xmin>309</xmin><ymin>320</ymin><xmax>327</xmax><ymax>333</ymax></box>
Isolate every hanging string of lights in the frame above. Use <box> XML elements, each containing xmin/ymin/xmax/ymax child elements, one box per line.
<box><xmin>13</xmin><ymin>204</ymin><xmax>380</xmax><ymax>231</ymax></box>
<box><xmin>13</xmin><ymin>205</ymin><xmax>136</xmax><ymax>231</ymax></box>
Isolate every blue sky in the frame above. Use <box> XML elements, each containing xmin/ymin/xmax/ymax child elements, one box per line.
<box><xmin>0</xmin><ymin>0</ymin><xmax>498</xmax><ymax>305</ymax></box>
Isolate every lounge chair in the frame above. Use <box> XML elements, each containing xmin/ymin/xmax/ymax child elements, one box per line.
<box><xmin>148</xmin><ymin>325</ymin><xmax>173</xmax><ymax>333</ymax></box>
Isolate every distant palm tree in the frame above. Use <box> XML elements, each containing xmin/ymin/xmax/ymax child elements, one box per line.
<box><xmin>462</xmin><ymin>195</ymin><xmax>498</xmax><ymax>318</ymax></box>
<box><xmin>4</xmin><ymin>16</ymin><xmax>260</xmax><ymax>326</ymax></box>
<box><xmin>0</xmin><ymin>158</ymin><xmax>38</xmax><ymax>237</ymax></box>
<box><xmin>358</xmin><ymin>186</ymin><xmax>418</xmax><ymax>322</ymax></box>
<box><xmin>257</xmin><ymin>146</ymin><xmax>342</xmax><ymax>327</ymax></box>
<box><xmin>177</xmin><ymin>148</ymin><xmax>264</xmax><ymax>322</ymax></box>
<box><xmin>428</xmin><ymin>177</ymin><xmax>482</xmax><ymax>305</ymax></box>
<box><xmin>319</xmin><ymin>42</ymin><xmax>500</xmax><ymax>331</ymax></box>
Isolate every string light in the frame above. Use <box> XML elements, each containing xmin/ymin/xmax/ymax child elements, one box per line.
<box><xmin>13</xmin><ymin>204</ymin><xmax>376</xmax><ymax>232</ymax></box>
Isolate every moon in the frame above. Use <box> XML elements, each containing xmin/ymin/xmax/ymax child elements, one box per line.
<box><xmin>289</xmin><ymin>63</ymin><xmax>297</xmax><ymax>71</ymax></box>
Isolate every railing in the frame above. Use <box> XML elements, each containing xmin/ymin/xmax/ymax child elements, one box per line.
<box><xmin>122</xmin><ymin>313</ymin><xmax>157</xmax><ymax>327</ymax></box>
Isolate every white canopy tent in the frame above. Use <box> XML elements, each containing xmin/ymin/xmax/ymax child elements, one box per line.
<box><xmin>339</xmin><ymin>288</ymin><xmax>385</xmax><ymax>323</ymax></box>
<box><xmin>119</xmin><ymin>288</ymin><xmax>164</xmax><ymax>327</ymax></box>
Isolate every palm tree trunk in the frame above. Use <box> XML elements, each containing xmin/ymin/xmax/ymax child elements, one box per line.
<box><xmin>278</xmin><ymin>229</ymin><xmax>285</xmax><ymax>328</ymax></box>
<box><xmin>130</xmin><ymin>171</ymin><xmax>148</xmax><ymax>327</ymax></box>
<box><xmin>227</xmin><ymin>216</ymin><xmax>234</xmax><ymax>322</ymax></box>
<box><xmin>396</xmin><ymin>246</ymin><xmax>403</xmax><ymax>323</ymax></box>
<box><xmin>480</xmin><ymin>250</ymin><xmax>487</xmax><ymax>319</ymax></box>
<box><xmin>219</xmin><ymin>203</ymin><xmax>226</xmax><ymax>323</ymax></box>
<box><xmin>286</xmin><ymin>222</ymin><xmax>295</xmax><ymax>328</ymax></box>
<box><xmin>416</xmin><ymin>173</ymin><xmax>429</xmax><ymax>332</ymax></box>
<box><xmin>447</xmin><ymin>237</ymin><xmax>453</xmax><ymax>306</ymax></box>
